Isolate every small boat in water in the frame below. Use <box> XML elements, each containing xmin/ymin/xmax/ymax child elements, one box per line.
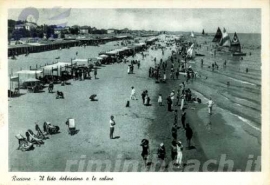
<box><xmin>230</xmin><ymin>32</ymin><xmax>246</xmax><ymax>56</ymax></box>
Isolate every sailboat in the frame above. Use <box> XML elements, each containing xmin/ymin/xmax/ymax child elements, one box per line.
<box><xmin>186</xmin><ymin>43</ymin><xmax>195</xmax><ymax>58</ymax></box>
<box><xmin>219</xmin><ymin>28</ymin><xmax>231</xmax><ymax>47</ymax></box>
<box><xmin>190</xmin><ymin>31</ymin><xmax>195</xmax><ymax>38</ymax></box>
<box><xmin>202</xmin><ymin>29</ymin><xmax>205</xmax><ymax>35</ymax></box>
<box><xmin>212</xmin><ymin>27</ymin><xmax>222</xmax><ymax>42</ymax></box>
<box><xmin>230</xmin><ymin>32</ymin><xmax>246</xmax><ymax>56</ymax></box>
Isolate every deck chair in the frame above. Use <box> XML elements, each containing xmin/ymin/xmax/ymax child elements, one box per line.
<box><xmin>26</xmin><ymin>130</ymin><xmax>44</xmax><ymax>146</ymax></box>
<box><xmin>43</xmin><ymin>122</ymin><xmax>60</xmax><ymax>135</ymax></box>
<box><xmin>67</xmin><ymin>118</ymin><xmax>77</xmax><ymax>135</ymax></box>
<box><xmin>15</xmin><ymin>134</ymin><xmax>34</xmax><ymax>151</ymax></box>
<box><xmin>35</xmin><ymin>124</ymin><xmax>49</xmax><ymax>140</ymax></box>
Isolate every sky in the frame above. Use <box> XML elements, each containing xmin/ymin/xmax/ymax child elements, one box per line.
<box><xmin>8</xmin><ymin>8</ymin><xmax>261</xmax><ymax>33</ymax></box>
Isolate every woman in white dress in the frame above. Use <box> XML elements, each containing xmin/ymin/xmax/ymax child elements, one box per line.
<box><xmin>170</xmin><ymin>90</ymin><xmax>175</xmax><ymax>106</ymax></box>
<box><xmin>144</xmin><ymin>94</ymin><xmax>148</xmax><ymax>105</ymax></box>
<box><xmin>158</xmin><ymin>94</ymin><xmax>163</xmax><ymax>106</ymax></box>
<box><xmin>176</xmin><ymin>141</ymin><xmax>183</xmax><ymax>168</ymax></box>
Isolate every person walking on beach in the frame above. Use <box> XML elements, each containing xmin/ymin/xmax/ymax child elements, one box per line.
<box><xmin>130</xmin><ymin>86</ymin><xmax>137</xmax><ymax>100</ymax></box>
<box><xmin>144</xmin><ymin>93</ymin><xmax>149</xmax><ymax>105</ymax></box>
<box><xmin>174</xmin><ymin>110</ymin><xmax>178</xmax><ymax>126</ymax></box>
<box><xmin>137</xmin><ymin>61</ymin><xmax>140</xmax><ymax>69</ymax></box>
<box><xmin>208</xmin><ymin>98</ymin><xmax>214</xmax><ymax>115</ymax></box>
<box><xmin>170</xmin><ymin>90</ymin><xmax>175</xmax><ymax>106</ymax></box>
<box><xmin>94</xmin><ymin>68</ymin><xmax>97</xmax><ymax>79</ymax></box>
<box><xmin>180</xmin><ymin>94</ymin><xmax>185</xmax><ymax>110</ymax></box>
<box><xmin>201</xmin><ymin>59</ymin><xmax>204</xmax><ymax>68</ymax></box>
<box><xmin>223</xmin><ymin>60</ymin><xmax>227</xmax><ymax>68</ymax></box>
<box><xmin>181</xmin><ymin>110</ymin><xmax>186</xmax><ymax>128</ymax></box>
<box><xmin>110</xmin><ymin>115</ymin><xmax>116</xmax><ymax>139</ymax></box>
<box><xmin>141</xmin><ymin>139</ymin><xmax>149</xmax><ymax>167</ymax></box>
<box><xmin>176</xmin><ymin>141</ymin><xmax>183</xmax><ymax>168</ymax></box>
<box><xmin>172</xmin><ymin>124</ymin><xmax>178</xmax><ymax>140</ymax></box>
<box><xmin>141</xmin><ymin>90</ymin><xmax>147</xmax><ymax>104</ymax></box>
<box><xmin>167</xmin><ymin>95</ymin><xmax>173</xmax><ymax>112</ymax></box>
<box><xmin>185</xmin><ymin>123</ymin><xmax>193</xmax><ymax>149</ymax></box>
<box><xmin>157</xmin><ymin>143</ymin><xmax>166</xmax><ymax>161</ymax></box>
<box><xmin>171</xmin><ymin>140</ymin><xmax>177</xmax><ymax>165</ymax></box>
<box><xmin>175</xmin><ymin>90</ymin><xmax>181</xmax><ymax>106</ymax></box>
<box><xmin>163</xmin><ymin>72</ymin><xmax>167</xmax><ymax>82</ymax></box>
<box><xmin>158</xmin><ymin>94</ymin><xmax>163</xmax><ymax>106</ymax></box>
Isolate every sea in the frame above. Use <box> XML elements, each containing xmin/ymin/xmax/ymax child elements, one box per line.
<box><xmin>185</xmin><ymin>33</ymin><xmax>261</xmax><ymax>130</ymax></box>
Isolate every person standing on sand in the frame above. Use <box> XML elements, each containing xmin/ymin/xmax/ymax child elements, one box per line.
<box><xmin>201</xmin><ymin>59</ymin><xmax>204</xmax><ymax>68</ymax></box>
<box><xmin>163</xmin><ymin>72</ymin><xmax>167</xmax><ymax>82</ymax></box>
<box><xmin>157</xmin><ymin>143</ymin><xmax>166</xmax><ymax>162</ymax></box>
<box><xmin>141</xmin><ymin>90</ymin><xmax>146</xmax><ymax>104</ymax></box>
<box><xmin>94</xmin><ymin>68</ymin><xmax>97</xmax><ymax>79</ymax></box>
<box><xmin>185</xmin><ymin>123</ymin><xmax>193</xmax><ymax>149</ymax></box>
<box><xmin>141</xmin><ymin>139</ymin><xmax>149</xmax><ymax>167</ymax></box>
<box><xmin>170</xmin><ymin>90</ymin><xmax>175</xmax><ymax>106</ymax></box>
<box><xmin>130</xmin><ymin>86</ymin><xmax>137</xmax><ymax>100</ymax></box>
<box><xmin>171</xmin><ymin>140</ymin><xmax>177</xmax><ymax>165</ymax></box>
<box><xmin>110</xmin><ymin>115</ymin><xmax>116</xmax><ymax>139</ymax></box>
<box><xmin>175</xmin><ymin>70</ymin><xmax>179</xmax><ymax>80</ymax></box>
<box><xmin>180</xmin><ymin>94</ymin><xmax>185</xmax><ymax>110</ymax></box>
<box><xmin>208</xmin><ymin>98</ymin><xmax>213</xmax><ymax>115</ymax></box>
<box><xmin>144</xmin><ymin>93</ymin><xmax>149</xmax><ymax>105</ymax></box>
<box><xmin>167</xmin><ymin>95</ymin><xmax>173</xmax><ymax>112</ymax></box>
<box><xmin>174</xmin><ymin>110</ymin><xmax>178</xmax><ymax>126</ymax></box>
<box><xmin>158</xmin><ymin>94</ymin><xmax>163</xmax><ymax>106</ymax></box>
<box><xmin>171</xmin><ymin>124</ymin><xmax>178</xmax><ymax>140</ymax></box>
<box><xmin>176</xmin><ymin>90</ymin><xmax>181</xmax><ymax>106</ymax></box>
<box><xmin>137</xmin><ymin>61</ymin><xmax>140</xmax><ymax>69</ymax></box>
<box><xmin>176</xmin><ymin>141</ymin><xmax>183</xmax><ymax>168</ymax></box>
<box><xmin>181</xmin><ymin>110</ymin><xmax>186</xmax><ymax>128</ymax></box>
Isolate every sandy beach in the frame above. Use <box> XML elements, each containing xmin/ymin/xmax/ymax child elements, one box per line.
<box><xmin>8</xmin><ymin>34</ymin><xmax>261</xmax><ymax>172</ymax></box>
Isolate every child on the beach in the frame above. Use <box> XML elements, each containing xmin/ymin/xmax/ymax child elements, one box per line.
<box><xmin>158</xmin><ymin>94</ymin><xmax>163</xmax><ymax>106</ymax></box>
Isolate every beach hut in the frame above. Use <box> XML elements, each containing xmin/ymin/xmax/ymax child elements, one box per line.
<box><xmin>72</xmin><ymin>58</ymin><xmax>89</xmax><ymax>66</ymax></box>
<box><xmin>15</xmin><ymin>70</ymin><xmax>43</xmax><ymax>85</ymax></box>
<box><xmin>23</xmin><ymin>78</ymin><xmax>40</xmax><ymax>86</ymax></box>
<box><xmin>42</xmin><ymin>62</ymin><xmax>71</xmax><ymax>77</ymax></box>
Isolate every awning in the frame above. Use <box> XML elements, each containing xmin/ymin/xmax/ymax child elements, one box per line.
<box><xmin>24</xmin><ymin>78</ymin><xmax>40</xmax><ymax>83</ymax></box>
<box><xmin>99</xmin><ymin>55</ymin><xmax>108</xmax><ymax>58</ymax></box>
<box><xmin>106</xmin><ymin>50</ymin><xmax>118</xmax><ymax>55</ymax></box>
<box><xmin>72</xmin><ymin>59</ymin><xmax>88</xmax><ymax>63</ymax></box>
<box><xmin>16</xmin><ymin>70</ymin><xmax>43</xmax><ymax>74</ymax></box>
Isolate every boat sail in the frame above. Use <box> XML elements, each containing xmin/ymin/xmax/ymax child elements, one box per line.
<box><xmin>230</xmin><ymin>32</ymin><xmax>246</xmax><ymax>56</ymax></box>
<box><xmin>186</xmin><ymin>43</ymin><xmax>195</xmax><ymax>58</ymax></box>
<box><xmin>219</xmin><ymin>28</ymin><xmax>231</xmax><ymax>47</ymax></box>
<box><xmin>202</xmin><ymin>29</ymin><xmax>205</xmax><ymax>35</ymax></box>
<box><xmin>212</xmin><ymin>27</ymin><xmax>222</xmax><ymax>42</ymax></box>
<box><xmin>190</xmin><ymin>31</ymin><xmax>195</xmax><ymax>38</ymax></box>
<box><xmin>229</xmin><ymin>32</ymin><xmax>241</xmax><ymax>52</ymax></box>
